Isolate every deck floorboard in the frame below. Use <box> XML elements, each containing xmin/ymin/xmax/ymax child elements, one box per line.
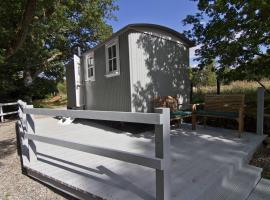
<box><xmin>23</xmin><ymin>117</ymin><xmax>265</xmax><ymax>200</ymax></box>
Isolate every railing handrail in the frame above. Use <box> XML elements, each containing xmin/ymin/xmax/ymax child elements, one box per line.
<box><xmin>0</xmin><ymin>102</ymin><xmax>18</xmax><ymax>106</ymax></box>
<box><xmin>17</xmin><ymin>100</ymin><xmax>171</xmax><ymax>200</ymax></box>
<box><xmin>0</xmin><ymin>102</ymin><xmax>19</xmax><ymax>122</ymax></box>
<box><xmin>22</xmin><ymin>107</ymin><xmax>164</xmax><ymax>125</ymax></box>
<box><xmin>24</xmin><ymin>133</ymin><xmax>163</xmax><ymax>170</ymax></box>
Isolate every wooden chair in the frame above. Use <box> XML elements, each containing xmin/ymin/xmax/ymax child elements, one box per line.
<box><xmin>192</xmin><ymin>94</ymin><xmax>245</xmax><ymax>137</ymax></box>
<box><xmin>154</xmin><ymin>96</ymin><xmax>192</xmax><ymax>127</ymax></box>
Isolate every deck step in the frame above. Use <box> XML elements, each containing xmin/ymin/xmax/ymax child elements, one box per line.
<box><xmin>195</xmin><ymin>165</ymin><xmax>262</xmax><ymax>200</ymax></box>
<box><xmin>247</xmin><ymin>178</ymin><xmax>270</xmax><ymax>200</ymax></box>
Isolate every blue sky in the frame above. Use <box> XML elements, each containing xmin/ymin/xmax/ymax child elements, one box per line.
<box><xmin>108</xmin><ymin>0</ymin><xmax>199</xmax><ymax>66</ymax></box>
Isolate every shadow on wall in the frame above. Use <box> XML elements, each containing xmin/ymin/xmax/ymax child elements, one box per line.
<box><xmin>132</xmin><ymin>33</ymin><xmax>190</xmax><ymax>112</ymax></box>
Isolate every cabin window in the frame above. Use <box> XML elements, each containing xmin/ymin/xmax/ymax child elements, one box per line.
<box><xmin>105</xmin><ymin>38</ymin><xmax>120</xmax><ymax>77</ymax></box>
<box><xmin>87</xmin><ymin>55</ymin><xmax>95</xmax><ymax>81</ymax></box>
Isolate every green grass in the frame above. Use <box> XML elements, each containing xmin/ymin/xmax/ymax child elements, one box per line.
<box><xmin>33</xmin><ymin>96</ymin><xmax>67</xmax><ymax>108</ymax></box>
<box><xmin>33</xmin><ymin>81</ymin><xmax>67</xmax><ymax>108</ymax></box>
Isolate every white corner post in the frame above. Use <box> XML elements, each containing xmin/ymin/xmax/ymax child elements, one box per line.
<box><xmin>257</xmin><ymin>87</ymin><xmax>265</xmax><ymax>135</ymax></box>
<box><xmin>17</xmin><ymin>100</ymin><xmax>27</xmax><ymax>132</ymax></box>
<box><xmin>0</xmin><ymin>104</ymin><xmax>3</xmax><ymax>122</ymax></box>
<box><xmin>18</xmin><ymin>100</ymin><xmax>37</xmax><ymax>163</ymax></box>
<box><xmin>26</xmin><ymin>104</ymin><xmax>37</xmax><ymax>162</ymax></box>
<box><xmin>155</xmin><ymin>108</ymin><xmax>171</xmax><ymax>200</ymax></box>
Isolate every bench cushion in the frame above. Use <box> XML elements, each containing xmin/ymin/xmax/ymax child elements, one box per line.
<box><xmin>171</xmin><ymin>110</ymin><xmax>192</xmax><ymax>118</ymax></box>
<box><xmin>196</xmin><ymin>110</ymin><xmax>239</xmax><ymax>118</ymax></box>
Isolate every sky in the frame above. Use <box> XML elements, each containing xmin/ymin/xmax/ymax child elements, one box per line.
<box><xmin>108</xmin><ymin>0</ymin><xmax>199</xmax><ymax>66</ymax></box>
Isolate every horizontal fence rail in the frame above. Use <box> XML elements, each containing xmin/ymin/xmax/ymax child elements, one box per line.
<box><xmin>0</xmin><ymin>102</ymin><xmax>18</xmax><ymax>122</ymax></box>
<box><xmin>23</xmin><ymin>107</ymin><xmax>163</xmax><ymax>125</ymax></box>
<box><xmin>17</xmin><ymin>100</ymin><xmax>171</xmax><ymax>200</ymax></box>
<box><xmin>25</xmin><ymin>133</ymin><xmax>163</xmax><ymax>170</ymax></box>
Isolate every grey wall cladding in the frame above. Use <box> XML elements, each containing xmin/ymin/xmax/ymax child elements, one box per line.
<box><xmin>85</xmin><ymin>31</ymin><xmax>131</xmax><ymax>111</ymax></box>
<box><xmin>129</xmin><ymin>31</ymin><xmax>191</xmax><ymax>112</ymax></box>
<box><xmin>66</xmin><ymin>62</ymin><xmax>76</xmax><ymax>109</ymax></box>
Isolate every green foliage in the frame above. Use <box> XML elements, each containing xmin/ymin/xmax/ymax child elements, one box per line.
<box><xmin>0</xmin><ymin>0</ymin><xmax>118</xmax><ymax>102</ymax></box>
<box><xmin>31</xmin><ymin>78</ymin><xmax>58</xmax><ymax>99</ymax></box>
<box><xmin>183</xmin><ymin>0</ymin><xmax>270</xmax><ymax>82</ymax></box>
<box><xmin>190</xmin><ymin>62</ymin><xmax>217</xmax><ymax>87</ymax></box>
<box><xmin>57</xmin><ymin>81</ymin><xmax>67</xmax><ymax>95</ymax></box>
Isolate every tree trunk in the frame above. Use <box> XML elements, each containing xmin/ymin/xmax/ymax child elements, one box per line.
<box><xmin>6</xmin><ymin>0</ymin><xmax>37</xmax><ymax>59</ymax></box>
<box><xmin>256</xmin><ymin>80</ymin><xmax>270</xmax><ymax>95</ymax></box>
<box><xmin>217</xmin><ymin>79</ymin><xmax>221</xmax><ymax>94</ymax></box>
<box><xmin>190</xmin><ymin>82</ymin><xmax>193</xmax><ymax>103</ymax></box>
<box><xmin>23</xmin><ymin>69</ymin><xmax>33</xmax><ymax>103</ymax></box>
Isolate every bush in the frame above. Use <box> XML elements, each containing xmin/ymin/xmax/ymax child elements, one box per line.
<box><xmin>57</xmin><ymin>81</ymin><xmax>67</xmax><ymax>95</ymax></box>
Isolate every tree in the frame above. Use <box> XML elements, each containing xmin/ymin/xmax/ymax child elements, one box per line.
<box><xmin>183</xmin><ymin>0</ymin><xmax>270</xmax><ymax>92</ymax></box>
<box><xmin>0</xmin><ymin>0</ymin><xmax>118</xmax><ymax>102</ymax></box>
<box><xmin>190</xmin><ymin>62</ymin><xmax>217</xmax><ymax>87</ymax></box>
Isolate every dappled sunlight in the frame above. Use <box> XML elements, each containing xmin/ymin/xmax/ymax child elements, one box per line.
<box><xmin>131</xmin><ymin>33</ymin><xmax>190</xmax><ymax>112</ymax></box>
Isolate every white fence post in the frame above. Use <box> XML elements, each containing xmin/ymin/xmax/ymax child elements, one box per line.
<box><xmin>26</xmin><ymin>105</ymin><xmax>37</xmax><ymax>162</ymax></box>
<box><xmin>0</xmin><ymin>105</ymin><xmax>3</xmax><ymax>122</ymax></box>
<box><xmin>155</xmin><ymin>108</ymin><xmax>171</xmax><ymax>200</ymax></box>
<box><xmin>18</xmin><ymin>100</ymin><xmax>37</xmax><ymax>163</ymax></box>
<box><xmin>257</xmin><ymin>87</ymin><xmax>265</xmax><ymax>135</ymax></box>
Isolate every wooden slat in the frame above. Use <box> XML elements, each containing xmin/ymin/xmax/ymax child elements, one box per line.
<box><xmin>204</xmin><ymin>94</ymin><xmax>244</xmax><ymax>113</ymax></box>
<box><xmin>23</xmin><ymin>108</ymin><xmax>163</xmax><ymax>125</ymax></box>
<box><xmin>24</xmin><ymin>133</ymin><xmax>163</xmax><ymax>170</ymax></box>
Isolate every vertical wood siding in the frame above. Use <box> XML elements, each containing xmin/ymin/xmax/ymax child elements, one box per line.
<box><xmin>84</xmin><ymin>32</ymin><xmax>131</xmax><ymax>111</ymax></box>
<box><xmin>128</xmin><ymin>31</ymin><xmax>191</xmax><ymax>112</ymax></box>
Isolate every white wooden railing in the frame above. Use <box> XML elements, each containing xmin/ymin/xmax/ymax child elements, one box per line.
<box><xmin>0</xmin><ymin>102</ymin><xmax>18</xmax><ymax>122</ymax></box>
<box><xmin>17</xmin><ymin>100</ymin><xmax>171</xmax><ymax>200</ymax></box>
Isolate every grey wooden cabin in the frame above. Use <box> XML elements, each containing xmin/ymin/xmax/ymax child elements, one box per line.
<box><xmin>66</xmin><ymin>23</ymin><xmax>195</xmax><ymax>112</ymax></box>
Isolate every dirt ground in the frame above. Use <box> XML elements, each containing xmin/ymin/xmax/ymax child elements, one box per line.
<box><xmin>250</xmin><ymin>143</ymin><xmax>270</xmax><ymax>180</ymax></box>
<box><xmin>0</xmin><ymin>120</ymin><xmax>68</xmax><ymax>200</ymax></box>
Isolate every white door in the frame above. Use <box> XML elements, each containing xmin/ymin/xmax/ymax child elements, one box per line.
<box><xmin>73</xmin><ymin>54</ymin><xmax>84</xmax><ymax>107</ymax></box>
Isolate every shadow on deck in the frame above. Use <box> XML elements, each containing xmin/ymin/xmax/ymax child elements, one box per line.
<box><xmin>19</xmin><ymin>118</ymin><xmax>266</xmax><ymax>200</ymax></box>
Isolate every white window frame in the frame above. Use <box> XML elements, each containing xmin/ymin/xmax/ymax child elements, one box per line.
<box><xmin>86</xmin><ymin>52</ymin><xmax>95</xmax><ymax>82</ymax></box>
<box><xmin>105</xmin><ymin>38</ymin><xmax>120</xmax><ymax>78</ymax></box>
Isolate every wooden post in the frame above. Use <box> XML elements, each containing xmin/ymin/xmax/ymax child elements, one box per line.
<box><xmin>190</xmin><ymin>82</ymin><xmax>193</xmax><ymax>103</ymax></box>
<box><xmin>155</xmin><ymin>108</ymin><xmax>171</xmax><ymax>200</ymax></box>
<box><xmin>257</xmin><ymin>87</ymin><xmax>265</xmax><ymax>135</ymax></box>
<box><xmin>18</xmin><ymin>100</ymin><xmax>27</xmax><ymax>130</ymax></box>
<box><xmin>26</xmin><ymin>105</ymin><xmax>37</xmax><ymax>162</ymax></box>
<box><xmin>0</xmin><ymin>105</ymin><xmax>3</xmax><ymax>122</ymax></box>
<box><xmin>217</xmin><ymin>79</ymin><xmax>221</xmax><ymax>94</ymax></box>
<box><xmin>18</xmin><ymin>100</ymin><xmax>37</xmax><ymax>163</ymax></box>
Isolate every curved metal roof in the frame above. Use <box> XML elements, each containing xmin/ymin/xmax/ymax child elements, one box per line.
<box><xmin>83</xmin><ymin>23</ymin><xmax>195</xmax><ymax>55</ymax></box>
<box><xmin>126</xmin><ymin>23</ymin><xmax>195</xmax><ymax>47</ymax></box>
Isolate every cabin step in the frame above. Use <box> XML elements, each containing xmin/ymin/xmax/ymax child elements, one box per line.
<box><xmin>195</xmin><ymin>164</ymin><xmax>262</xmax><ymax>200</ymax></box>
<box><xmin>247</xmin><ymin>178</ymin><xmax>270</xmax><ymax>200</ymax></box>
<box><xmin>170</xmin><ymin>130</ymin><xmax>264</xmax><ymax>200</ymax></box>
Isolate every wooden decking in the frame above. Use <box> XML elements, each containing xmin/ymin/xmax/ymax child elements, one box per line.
<box><xmin>19</xmin><ymin>117</ymin><xmax>266</xmax><ymax>200</ymax></box>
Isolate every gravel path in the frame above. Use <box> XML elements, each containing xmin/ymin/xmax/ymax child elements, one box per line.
<box><xmin>0</xmin><ymin>121</ymin><xmax>68</xmax><ymax>200</ymax></box>
<box><xmin>250</xmin><ymin>143</ymin><xmax>270</xmax><ymax>180</ymax></box>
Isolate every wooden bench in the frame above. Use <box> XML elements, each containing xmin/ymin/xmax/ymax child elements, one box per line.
<box><xmin>154</xmin><ymin>96</ymin><xmax>192</xmax><ymax>127</ymax></box>
<box><xmin>192</xmin><ymin>94</ymin><xmax>245</xmax><ymax>137</ymax></box>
